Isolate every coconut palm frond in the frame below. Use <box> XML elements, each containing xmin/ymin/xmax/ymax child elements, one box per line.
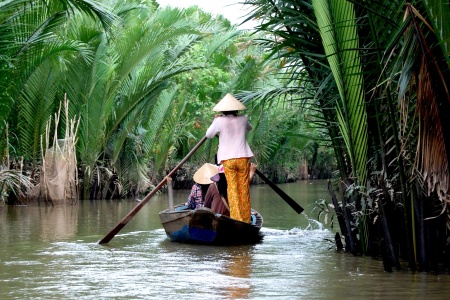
<box><xmin>420</xmin><ymin>0</ymin><xmax>450</xmax><ymax>67</ymax></box>
<box><xmin>0</xmin><ymin>168</ymin><xmax>33</xmax><ymax>202</ymax></box>
<box><xmin>59</xmin><ymin>0</ymin><xmax>117</xmax><ymax>30</ymax></box>
<box><xmin>153</xmin><ymin>95</ymin><xmax>191</xmax><ymax>174</ymax></box>
<box><xmin>384</xmin><ymin>4</ymin><xmax>450</xmax><ymax>201</ymax></box>
<box><xmin>142</xmin><ymin>89</ymin><xmax>179</xmax><ymax>154</ymax></box>
<box><xmin>17</xmin><ymin>61</ymin><xmax>59</xmax><ymax>162</ymax></box>
<box><xmin>312</xmin><ymin>0</ymin><xmax>368</xmax><ymax>186</ymax></box>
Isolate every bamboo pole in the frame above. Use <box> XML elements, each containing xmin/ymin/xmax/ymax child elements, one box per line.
<box><xmin>167</xmin><ymin>177</ymin><xmax>174</xmax><ymax>211</ymax></box>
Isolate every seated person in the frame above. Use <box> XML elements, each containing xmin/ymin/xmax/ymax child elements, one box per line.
<box><xmin>203</xmin><ymin>166</ymin><xmax>229</xmax><ymax>216</ymax></box>
<box><xmin>185</xmin><ymin>163</ymin><xmax>219</xmax><ymax>209</ymax></box>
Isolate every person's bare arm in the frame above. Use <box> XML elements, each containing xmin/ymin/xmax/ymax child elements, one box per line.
<box><xmin>249</xmin><ymin>163</ymin><xmax>257</xmax><ymax>182</ymax></box>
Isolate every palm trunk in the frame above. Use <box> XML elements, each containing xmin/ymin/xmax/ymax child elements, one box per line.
<box><xmin>379</xmin><ymin>177</ymin><xmax>400</xmax><ymax>269</ymax></box>
<box><xmin>366</xmin><ymin>7</ymin><xmax>414</xmax><ymax>269</ymax></box>
<box><xmin>328</xmin><ymin>181</ymin><xmax>348</xmax><ymax>246</ymax></box>
<box><xmin>413</xmin><ymin>184</ymin><xmax>424</xmax><ymax>270</ymax></box>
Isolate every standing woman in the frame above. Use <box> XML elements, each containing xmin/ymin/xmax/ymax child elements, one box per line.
<box><xmin>205</xmin><ymin>93</ymin><xmax>254</xmax><ymax>223</ymax></box>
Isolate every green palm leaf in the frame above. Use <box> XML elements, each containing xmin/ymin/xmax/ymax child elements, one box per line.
<box><xmin>422</xmin><ymin>0</ymin><xmax>450</xmax><ymax>66</ymax></box>
<box><xmin>18</xmin><ymin>61</ymin><xmax>59</xmax><ymax>162</ymax></box>
<box><xmin>312</xmin><ymin>0</ymin><xmax>368</xmax><ymax>187</ymax></box>
<box><xmin>0</xmin><ymin>0</ymin><xmax>116</xmax><ymax>156</ymax></box>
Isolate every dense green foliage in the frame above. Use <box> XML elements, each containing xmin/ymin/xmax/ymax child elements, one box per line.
<box><xmin>2</xmin><ymin>0</ymin><xmax>450</xmax><ymax>273</ymax></box>
<box><xmin>0</xmin><ymin>0</ymin><xmax>332</xmax><ymax>201</ymax></box>
<box><xmin>244</xmin><ymin>0</ymin><xmax>450</xmax><ymax>272</ymax></box>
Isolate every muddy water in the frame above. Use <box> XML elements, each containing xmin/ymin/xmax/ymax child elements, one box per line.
<box><xmin>1</xmin><ymin>180</ymin><xmax>449</xmax><ymax>299</ymax></box>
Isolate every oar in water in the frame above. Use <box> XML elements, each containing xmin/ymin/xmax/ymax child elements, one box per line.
<box><xmin>254</xmin><ymin>169</ymin><xmax>304</xmax><ymax>214</ymax></box>
<box><xmin>98</xmin><ymin>136</ymin><xmax>208</xmax><ymax>244</ymax></box>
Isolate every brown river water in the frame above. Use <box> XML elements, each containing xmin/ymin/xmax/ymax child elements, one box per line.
<box><xmin>1</xmin><ymin>180</ymin><xmax>449</xmax><ymax>299</ymax></box>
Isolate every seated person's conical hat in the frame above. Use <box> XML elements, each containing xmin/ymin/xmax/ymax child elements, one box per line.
<box><xmin>193</xmin><ymin>163</ymin><xmax>219</xmax><ymax>185</ymax></box>
<box><xmin>213</xmin><ymin>93</ymin><xmax>246</xmax><ymax>112</ymax></box>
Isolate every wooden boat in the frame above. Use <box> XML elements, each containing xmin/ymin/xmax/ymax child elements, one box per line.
<box><xmin>159</xmin><ymin>205</ymin><xmax>263</xmax><ymax>245</ymax></box>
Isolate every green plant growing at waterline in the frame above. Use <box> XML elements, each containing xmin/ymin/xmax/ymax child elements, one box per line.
<box><xmin>0</xmin><ymin>122</ymin><xmax>33</xmax><ymax>205</ymax></box>
<box><xmin>312</xmin><ymin>198</ymin><xmax>335</xmax><ymax>229</ymax></box>
<box><xmin>0</xmin><ymin>167</ymin><xmax>33</xmax><ymax>205</ymax></box>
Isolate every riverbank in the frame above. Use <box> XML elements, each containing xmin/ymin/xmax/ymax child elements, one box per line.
<box><xmin>3</xmin><ymin>159</ymin><xmax>330</xmax><ymax>204</ymax></box>
<box><xmin>170</xmin><ymin>163</ymin><xmax>304</xmax><ymax>190</ymax></box>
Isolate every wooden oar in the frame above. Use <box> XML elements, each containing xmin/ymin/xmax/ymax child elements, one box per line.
<box><xmin>254</xmin><ymin>169</ymin><xmax>304</xmax><ymax>214</ymax></box>
<box><xmin>98</xmin><ymin>136</ymin><xmax>208</xmax><ymax>244</ymax></box>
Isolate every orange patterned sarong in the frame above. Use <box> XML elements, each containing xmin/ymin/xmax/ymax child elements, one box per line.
<box><xmin>222</xmin><ymin>158</ymin><xmax>251</xmax><ymax>222</ymax></box>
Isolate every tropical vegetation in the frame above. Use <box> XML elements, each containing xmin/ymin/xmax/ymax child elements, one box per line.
<box><xmin>242</xmin><ymin>0</ymin><xmax>450</xmax><ymax>272</ymax></box>
<box><xmin>1</xmin><ymin>0</ymin><xmax>330</xmax><ymax>203</ymax></box>
<box><xmin>2</xmin><ymin>0</ymin><xmax>449</xmax><ymax>273</ymax></box>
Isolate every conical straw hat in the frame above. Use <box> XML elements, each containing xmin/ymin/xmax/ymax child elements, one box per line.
<box><xmin>193</xmin><ymin>163</ymin><xmax>219</xmax><ymax>184</ymax></box>
<box><xmin>213</xmin><ymin>93</ymin><xmax>247</xmax><ymax>112</ymax></box>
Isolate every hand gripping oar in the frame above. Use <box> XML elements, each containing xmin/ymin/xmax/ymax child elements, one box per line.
<box><xmin>98</xmin><ymin>136</ymin><xmax>207</xmax><ymax>244</ymax></box>
<box><xmin>254</xmin><ymin>169</ymin><xmax>304</xmax><ymax>214</ymax></box>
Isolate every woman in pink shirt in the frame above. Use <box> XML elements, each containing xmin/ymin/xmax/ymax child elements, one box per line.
<box><xmin>205</xmin><ymin>93</ymin><xmax>254</xmax><ymax>223</ymax></box>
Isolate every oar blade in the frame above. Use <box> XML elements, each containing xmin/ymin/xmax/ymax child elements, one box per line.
<box><xmin>255</xmin><ymin>169</ymin><xmax>304</xmax><ymax>214</ymax></box>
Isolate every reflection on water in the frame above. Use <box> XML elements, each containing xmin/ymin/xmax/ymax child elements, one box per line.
<box><xmin>221</xmin><ymin>247</ymin><xmax>253</xmax><ymax>299</ymax></box>
<box><xmin>1</xmin><ymin>180</ymin><xmax>450</xmax><ymax>299</ymax></box>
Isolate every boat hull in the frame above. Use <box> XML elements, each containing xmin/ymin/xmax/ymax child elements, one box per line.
<box><xmin>159</xmin><ymin>206</ymin><xmax>263</xmax><ymax>245</ymax></box>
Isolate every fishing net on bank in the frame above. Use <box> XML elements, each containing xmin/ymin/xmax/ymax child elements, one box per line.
<box><xmin>28</xmin><ymin>97</ymin><xmax>79</xmax><ymax>205</ymax></box>
<box><xmin>30</xmin><ymin>138</ymin><xmax>78</xmax><ymax>205</ymax></box>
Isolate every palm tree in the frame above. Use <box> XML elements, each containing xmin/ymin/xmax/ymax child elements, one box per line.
<box><xmin>0</xmin><ymin>0</ymin><xmax>115</xmax><ymax>161</ymax></box>
<box><xmin>59</xmin><ymin>3</ymin><xmax>208</xmax><ymax>198</ymax></box>
<box><xmin>243</xmin><ymin>0</ymin><xmax>450</xmax><ymax>271</ymax></box>
<box><xmin>3</xmin><ymin>1</ymin><xmax>241</xmax><ymax>198</ymax></box>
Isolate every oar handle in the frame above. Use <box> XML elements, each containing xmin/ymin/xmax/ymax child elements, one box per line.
<box><xmin>98</xmin><ymin>136</ymin><xmax>208</xmax><ymax>244</ymax></box>
<box><xmin>254</xmin><ymin>169</ymin><xmax>304</xmax><ymax>214</ymax></box>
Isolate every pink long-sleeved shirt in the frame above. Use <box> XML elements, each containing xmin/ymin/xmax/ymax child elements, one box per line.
<box><xmin>205</xmin><ymin>114</ymin><xmax>254</xmax><ymax>163</ymax></box>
